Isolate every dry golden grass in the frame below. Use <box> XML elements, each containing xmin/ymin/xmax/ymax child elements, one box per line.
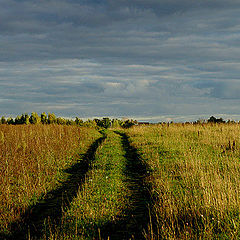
<box><xmin>126</xmin><ymin>124</ymin><xmax>240</xmax><ymax>239</ymax></box>
<box><xmin>0</xmin><ymin>124</ymin><xmax>100</xmax><ymax>234</ymax></box>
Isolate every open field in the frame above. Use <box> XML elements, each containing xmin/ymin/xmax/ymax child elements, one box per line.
<box><xmin>126</xmin><ymin>124</ymin><xmax>240</xmax><ymax>239</ymax></box>
<box><xmin>1</xmin><ymin>123</ymin><xmax>240</xmax><ymax>239</ymax></box>
<box><xmin>0</xmin><ymin>125</ymin><xmax>101</xmax><ymax>237</ymax></box>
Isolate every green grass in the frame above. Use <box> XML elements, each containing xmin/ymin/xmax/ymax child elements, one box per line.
<box><xmin>3</xmin><ymin>124</ymin><xmax>240</xmax><ymax>239</ymax></box>
<box><xmin>126</xmin><ymin>124</ymin><xmax>240</xmax><ymax>239</ymax></box>
<box><xmin>49</xmin><ymin>130</ymin><xmax>130</xmax><ymax>240</ymax></box>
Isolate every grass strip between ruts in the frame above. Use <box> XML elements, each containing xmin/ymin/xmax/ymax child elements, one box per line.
<box><xmin>52</xmin><ymin>130</ymin><xmax>130</xmax><ymax>240</ymax></box>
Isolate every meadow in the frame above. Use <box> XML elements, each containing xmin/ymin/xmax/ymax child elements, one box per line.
<box><xmin>0</xmin><ymin>124</ymin><xmax>101</xmax><ymax>237</ymax></box>
<box><xmin>1</xmin><ymin>122</ymin><xmax>240</xmax><ymax>239</ymax></box>
<box><xmin>126</xmin><ymin>123</ymin><xmax>240</xmax><ymax>239</ymax></box>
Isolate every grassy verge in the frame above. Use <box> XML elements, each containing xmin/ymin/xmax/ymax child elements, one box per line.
<box><xmin>126</xmin><ymin>124</ymin><xmax>240</xmax><ymax>239</ymax></box>
<box><xmin>0</xmin><ymin>124</ymin><xmax>100</xmax><ymax>235</ymax></box>
<box><xmin>50</xmin><ymin>130</ymin><xmax>130</xmax><ymax>239</ymax></box>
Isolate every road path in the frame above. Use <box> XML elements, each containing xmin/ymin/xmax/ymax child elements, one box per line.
<box><xmin>100</xmin><ymin>131</ymin><xmax>155</xmax><ymax>240</ymax></box>
<box><xmin>3</xmin><ymin>135</ymin><xmax>106</xmax><ymax>240</ymax></box>
<box><xmin>2</xmin><ymin>130</ymin><xmax>156</xmax><ymax>240</ymax></box>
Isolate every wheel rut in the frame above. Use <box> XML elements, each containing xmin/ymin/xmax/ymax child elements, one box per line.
<box><xmin>100</xmin><ymin>131</ymin><xmax>156</xmax><ymax>240</ymax></box>
<box><xmin>3</xmin><ymin>135</ymin><xmax>106</xmax><ymax>240</ymax></box>
<box><xmin>2</xmin><ymin>130</ymin><xmax>156</xmax><ymax>240</ymax></box>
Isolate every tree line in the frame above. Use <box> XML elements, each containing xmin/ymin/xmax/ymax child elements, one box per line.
<box><xmin>0</xmin><ymin>112</ymin><xmax>136</xmax><ymax>129</ymax></box>
<box><xmin>193</xmin><ymin>116</ymin><xmax>236</xmax><ymax>124</ymax></box>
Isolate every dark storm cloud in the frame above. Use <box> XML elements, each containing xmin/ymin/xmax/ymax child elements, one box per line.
<box><xmin>1</xmin><ymin>0</ymin><xmax>240</xmax><ymax>120</ymax></box>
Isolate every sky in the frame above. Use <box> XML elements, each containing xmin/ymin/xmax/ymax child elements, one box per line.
<box><xmin>1</xmin><ymin>0</ymin><xmax>240</xmax><ymax>122</ymax></box>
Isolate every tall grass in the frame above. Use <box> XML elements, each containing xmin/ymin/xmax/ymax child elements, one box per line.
<box><xmin>0</xmin><ymin>124</ymin><xmax>100</xmax><ymax>235</ymax></box>
<box><xmin>126</xmin><ymin>124</ymin><xmax>240</xmax><ymax>239</ymax></box>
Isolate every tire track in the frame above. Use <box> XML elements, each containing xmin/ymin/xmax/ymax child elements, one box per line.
<box><xmin>2</xmin><ymin>134</ymin><xmax>106</xmax><ymax>240</ymax></box>
<box><xmin>100</xmin><ymin>131</ymin><xmax>156</xmax><ymax>240</ymax></box>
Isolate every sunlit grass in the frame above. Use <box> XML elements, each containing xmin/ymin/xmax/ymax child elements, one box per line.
<box><xmin>0</xmin><ymin>124</ymin><xmax>100</xmax><ymax>235</ymax></box>
<box><xmin>53</xmin><ymin>130</ymin><xmax>130</xmax><ymax>239</ymax></box>
<box><xmin>126</xmin><ymin>124</ymin><xmax>240</xmax><ymax>239</ymax></box>
<box><xmin>3</xmin><ymin>123</ymin><xmax>240</xmax><ymax>239</ymax></box>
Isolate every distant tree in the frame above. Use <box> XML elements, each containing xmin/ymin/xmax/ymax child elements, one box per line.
<box><xmin>83</xmin><ymin>119</ymin><xmax>97</xmax><ymax>128</ymax></box>
<box><xmin>15</xmin><ymin>115</ymin><xmax>22</xmax><ymax>124</ymax></box>
<box><xmin>0</xmin><ymin>116</ymin><xmax>7</xmax><ymax>124</ymax></box>
<box><xmin>93</xmin><ymin>118</ymin><xmax>101</xmax><ymax>126</ymax></box>
<box><xmin>41</xmin><ymin>112</ymin><xmax>48</xmax><ymax>124</ymax></box>
<box><xmin>57</xmin><ymin>117</ymin><xmax>66</xmax><ymax>125</ymax></box>
<box><xmin>48</xmin><ymin>112</ymin><xmax>57</xmax><ymax>124</ymax></box>
<box><xmin>92</xmin><ymin>118</ymin><xmax>105</xmax><ymax>128</ymax></box>
<box><xmin>195</xmin><ymin>119</ymin><xmax>205</xmax><ymax>124</ymax></box>
<box><xmin>227</xmin><ymin>119</ymin><xmax>235</xmax><ymax>124</ymax></box>
<box><xmin>19</xmin><ymin>113</ymin><xmax>30</xmax><ymax>124</ymax></box>
<box><xmin>111</xmin><ymin>119</ymin><xmax>121</xmax><ymax>128</ymax></box>
<box><xmin>122</xmin><ymin>119</ymin><xmax>136</xmax><ymax>128</ymax></box>
<box><xmin>208</xmin><ymin>116</ymin><xmax>225</xmax><ymax>123</ymax></box>
<box><xmin>217</xmin><ymin>118</ymin><xmax>225</xmax><ymax>123</ymax></box>
<box><xmin>25</xmin><ymin>114</ymin><xmax>30</xmax><ymax>124</ymax></box>
<box><xmin>208</xmin><ymin>116</ymin><xmax>217</xmax><ymax>123</ymax></box>
<box><xmin>102</xmin><ymin>118</ymin><xmax>111</xmax><ymax>129</ymax></box>
<box><xmin>66</xmin><ymin>119</ymin><xmax>75</xmax><ymax>125</ymax></box>
<box><xmin>7</xmin><ymin>117</ymin><xmax>14</xmax><ymax>125</ymax></box>
<box><xmin>75</xmin><ymin>117</ymin><xmax>83</xmax><ymax>126</ymax></box>
<box><xmin>30</xmin><ymin>112</ymin><xmax>41</xmax><ymax>124</ymax></box>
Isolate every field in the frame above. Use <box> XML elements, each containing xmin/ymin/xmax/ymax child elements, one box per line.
<box><xmin>126</xmin><ymin>124</ymin><xmax>240</xmax><ymax>239</ymax></box>
<box><xmin>1</xmin><ymin>123</ymin><xmax>240</xmax><ymax>239</ymax></box>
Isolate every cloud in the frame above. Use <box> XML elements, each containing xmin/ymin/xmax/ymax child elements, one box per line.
<box><xmin>211</xmin><ymin>82</ymin><xmax>240</xmax><ymax>99</ymax></box>
<box><xmin>1</xmin><ymin>0</ymin><xmax>240</xmax><ymax>120</ymax></box>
